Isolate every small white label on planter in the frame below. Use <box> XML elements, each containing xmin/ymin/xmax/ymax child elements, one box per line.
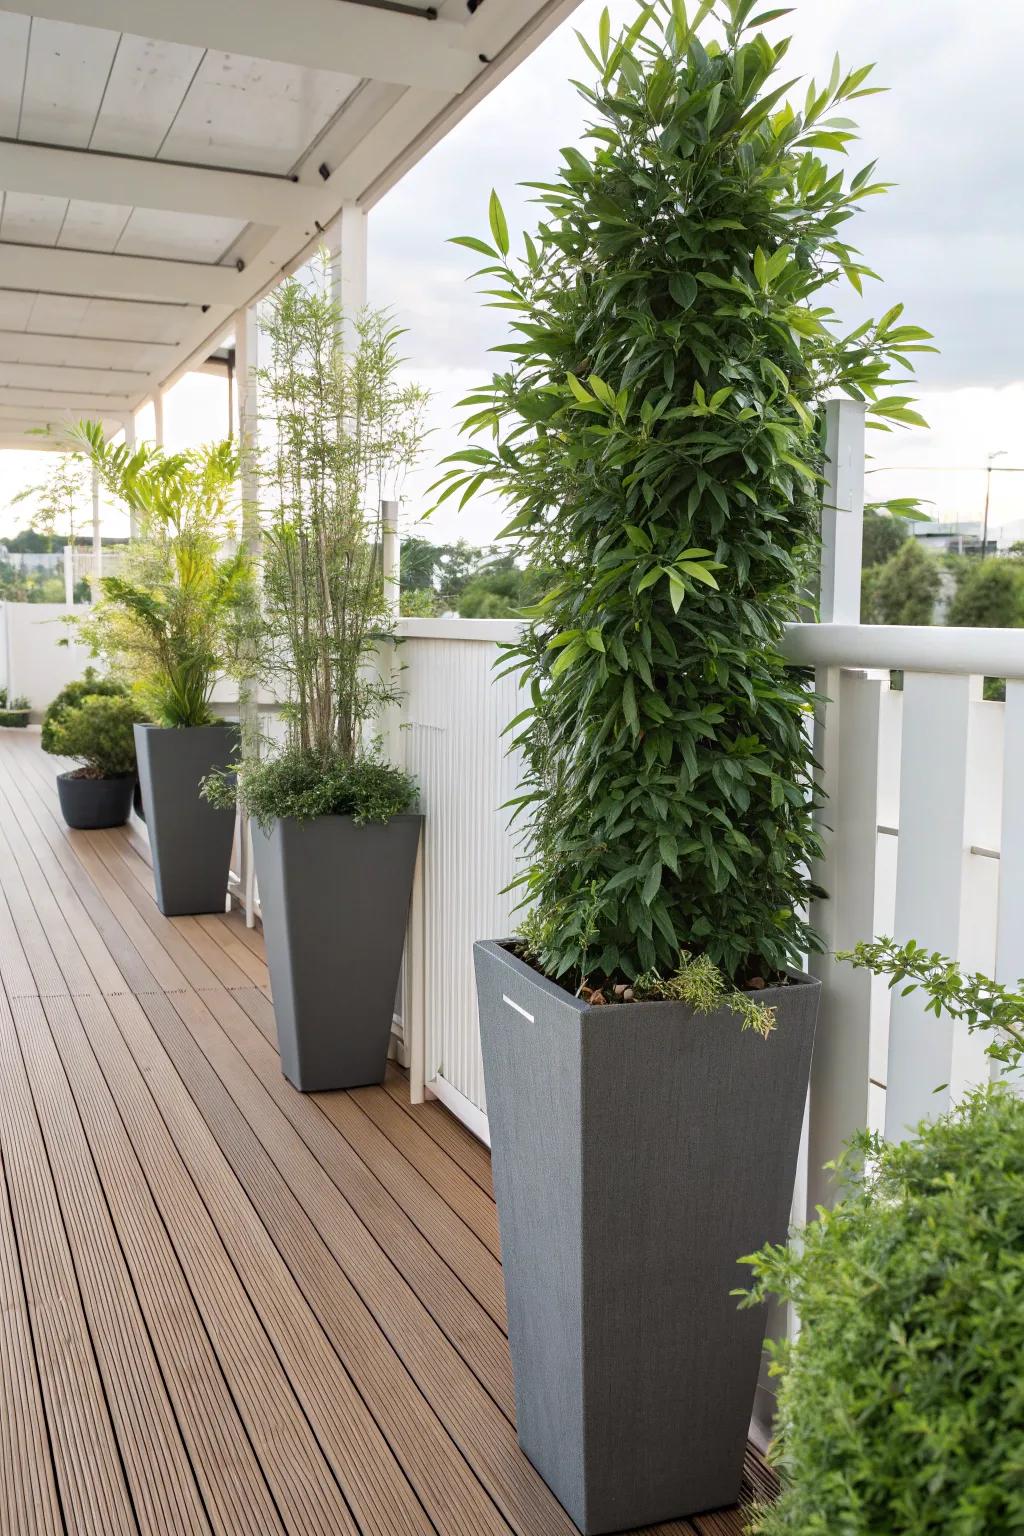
<box><xmin>502</xmin><ymin>994</ymin><xmax>535</xmax><ymax>1023</ymax></box>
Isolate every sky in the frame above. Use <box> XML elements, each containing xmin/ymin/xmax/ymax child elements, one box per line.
<box><xmin>3</xmin><ymin>0</ymin><xmax>1023</xmax><ymax>546</ymax></box>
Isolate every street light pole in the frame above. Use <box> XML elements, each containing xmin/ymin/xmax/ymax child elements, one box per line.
<box><xmin>982</xmin><ymin>449</ymin><xmax>1007</xmax><ymax>559</ymax></box>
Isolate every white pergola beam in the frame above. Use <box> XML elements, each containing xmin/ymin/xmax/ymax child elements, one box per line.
<box><xmin>0</xmin><ymin>243</ymin><xmax>240</xmax><ymax>305</ymax></box>
<box><xmin>0</xmin><ymin>140</ymin><xmax>325</xmax><ymax>227</ymax></box>
<box><xmin>0</xmin><ymin>386</ymin><xmax>134</xmax><ymax>411</ymax></box>
<box><xmin>0</xmin><ymin>0</ymin><xmax>476</xmax><ymax>93</ymax></box>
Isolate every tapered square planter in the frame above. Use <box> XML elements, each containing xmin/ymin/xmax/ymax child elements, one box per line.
<box><xmin>474</xmin><ymin>940</ymin><xmax>820</xmax><ymax>1535</ymax></box>
<box><xmin>252</xmin><ymin>813</ymin><xmax>422</xmax><ymax>1091</ymax></box>
<box><xmin>134</xmin><ymin>723</ymin><xmax>239</xmax><ymax>917</ymax></box>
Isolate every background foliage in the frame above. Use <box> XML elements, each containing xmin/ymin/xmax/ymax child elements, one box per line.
<box><xmin>742</xmin><ymin>1085</ymin><xmax>1024</xmax><ymax>1536</ymax></box>
<box><xmin>437</xmin><ymin>0</ymin><xmax>931</xmax><ymax>984</ymax></box>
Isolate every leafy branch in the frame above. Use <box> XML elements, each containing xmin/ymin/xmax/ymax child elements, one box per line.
<box><xmin>839</xmin><ymin>937</ymin><xmax>1024</xmax><ymax>1071</ymax></box>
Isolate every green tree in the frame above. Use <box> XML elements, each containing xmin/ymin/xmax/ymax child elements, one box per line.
<box><xmin>861</xmin><ymin>509</ymin><xmax>908</xmax><ymax>568</ymax></box>
<box><xmin>948</xmin><ymin>558</ymin><xmax>1024</xmax><ymax>629</ymax></box>
<box><xmin>862</xmin><ymin>538</ymin><xmax>937</xmax><ymax>625</ymax></box>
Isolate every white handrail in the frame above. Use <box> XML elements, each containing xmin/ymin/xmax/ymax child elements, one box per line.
<box><xmin>782</xmin><ymin>622</ymin><xmax>1024</xmax><ymax>678</ymax></box>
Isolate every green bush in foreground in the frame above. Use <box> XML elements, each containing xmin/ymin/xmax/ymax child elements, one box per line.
<box><xmin>742</xmin><ymin>1086</ymin><xmax>1024</xmax><ymax>1535</ymax></box>
<box><xmin>205</xmin><ymin>744</ymin><xmax>416</xmax><ymax>830</ymax></box>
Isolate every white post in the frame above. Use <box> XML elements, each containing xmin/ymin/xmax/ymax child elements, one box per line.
<box><xmin>820</xmin><ymin>398</ymin><xmax>866</xmax><ymax>624</ymax></box>
<box><xmin>153</xmin><ymin>389</ymin><xmax>164</xmax><ymax>449</ymax></box>
<box><xmin>63</xmin><ymin>544</ymin><xmax>74</xmax><ymax>608</ymax></box>
<box><xmin>804</xmin><ymin>396</ymin><xmax>868</xmax><ymax>1211</ymax></box>
<box><xmin>326</xmin><ymin>204</ymin><xmax>367</xmax><ymax>346</ymax></box>
<box><xmin>884</xmin><ymin>673</ymin><xmax>975</xmax><ymax>1138</ymax></box>
<box><xmin>91</xmin><ymin>460</ymin><xmax>102</xmax><ymax>584</ymax></box>
<box><xmin>996</xmin><ymin>681</ymin><xmax>1024</xmax><ymax>1091</ymax></box>
<box><xmin>123</xmin><ymin>413</ymin><xmax>138</xmax><ymax>540</ymax></box>
<box><xmin>234</xmin><ymin>303</ymin><xmax>261</xmax><ymax>927</ymax></box>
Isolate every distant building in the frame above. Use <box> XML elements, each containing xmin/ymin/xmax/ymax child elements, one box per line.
<box><xmin>910</xmin><ymin>521</ymin><xmax>996</xmax><ymax>556</ymax></box>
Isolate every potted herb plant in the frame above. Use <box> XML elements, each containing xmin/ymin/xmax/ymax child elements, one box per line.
<box><xmin>44</xmin><ymin>689</ymin><xmax>146</xmax><ymax>829</ymax></box>
<box><xmin>436</xmin><ymin>4</ymin><xmax>932</xmax><ymax>1529</ymax></box>
<box><xmin>206</xmin><ymin>268</ymin><xmax>427</xmax><ymax>1091</ymax></box>
<box><xmin>73</xmin><ymin>425</ymin><xmax>255</xmax><ymax>915</ymax></box>
<box><xmin>0</xmin><ymin>687</ymin><xmax>30</xmax><ymax>727</ymax></box>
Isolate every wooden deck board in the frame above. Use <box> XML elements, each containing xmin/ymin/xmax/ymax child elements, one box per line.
<box><xmin>0</xmin><ymin>732</ymin><xmax>768</xmax><ymax>1536</ymax></box>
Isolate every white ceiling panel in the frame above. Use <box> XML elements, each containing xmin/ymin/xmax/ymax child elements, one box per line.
<box><xmin>115</xmin><ymin>206</ymin><xmax>244</xmax><ymax>263</ymax></box>
<box><xmin>89</xmin><ymin>33</ymin><xmax>204</xmax><ymax>159</ymax></box>
<box><xmin>0</xmin><ymin>330</ymin><xmax>172</xmax><ymax>371</ymax></box>
<box><xmin>0</xmin><ymin>13</ymin><xmax>30</xmax><ymax>138</ymax></box>
<box><xmin>19</xmin><ymin>18</ymin><xmax>120</xmax><ymax>147</ymax></box>
<box><xmin>58</xmin><ymin>198</ymin><xmax>131</xmax><ymax>253</ymax></box>
<box><xmin>0</xmin><ymin>189</ymin><xmax>66</xmax><ymax>245</ymax></box>
<box><xmin>0</xmin><ymin>289</ymin><xmax>36</xmax><ymax>330</ymax></box>
<box><xmin>0</xmin><ymin>359</ymin><xmax>146</xmax><ymax>393</ymax></box>
<box><xmin>28</xmin><ymin>293</ymin><xmax>193</xmax><ymax>345</ymax></box>
<box><xmin>160</xmin><ymin>52</ymin><xmax>358</xmax><ymax>174</ymax></box>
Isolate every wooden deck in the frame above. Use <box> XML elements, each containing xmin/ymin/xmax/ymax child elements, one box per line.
<box><xmin>0</xmin><ymin>730</ymin><xmax>774</xmax><ymax>1536</ymax></box>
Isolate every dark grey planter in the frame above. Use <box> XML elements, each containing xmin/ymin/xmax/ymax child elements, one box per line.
<box><xmin>474</xmin><ymin>940</ymin><xmax>820</xmax><ymax>1534</ymax></box>
<box><xmin>134</xmin><ymin>723</ymin><xmax>239</xmax><ymax>916</ymax></box>
<box><xmin>252</xmin><ymin>813</ymin><xmax>422</xmax><ymax>1091</ymax></box>
<box><xmin>57</xmin><ymin>770</ymin><xmax>135</xmax><ymax>830</ymax></box>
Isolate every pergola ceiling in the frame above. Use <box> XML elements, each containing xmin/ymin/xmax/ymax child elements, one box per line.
<box><xmin>0</xmin><ymin>0</ymin><xmax>577</xmax><ymax>449</ymax></box>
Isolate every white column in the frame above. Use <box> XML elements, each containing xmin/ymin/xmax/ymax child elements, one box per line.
<box><xmin>820</xmin><ymin>398</ymin><xmax>866</xmax><ymax>625</ymax></box>
<box><xmin>233</xmin><ymin>303</ymin><xmax>261</xmax><ymax>927</ymax></box>
<box><xmin>91</xmin><ymin>460</ymin><xmax>102</xmax><ymax>583</ymax></box>
<box><xmin>152</xmin><ymin>389</ymin><xmax>164</xmax><ymax>449</ymax></box>
<box><xmin>63</xmin><ymin>544</ymin><xmax>74</xmax><ymax>608</ymax></box>
<box><xmin>884</xmin><ymin>672</ymin><xmax>975</xmax><ymax>1137</ymax></box>
<box><xmin>326</xmin><ymin>204</ymin><xmax>367</xmax><ymax>347</ymax></box>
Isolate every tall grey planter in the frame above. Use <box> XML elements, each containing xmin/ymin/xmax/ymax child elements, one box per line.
<box><xmin>252</xmin><ymin>813</ymin><xmax>422</xmax><ymax>1091</ymax></box>
<box><xmin>134</xmin><ymin>723</ymin><xmax>239</xmax><ymax>917</ymax></box>
<box><xmin>474</xmin><ymin>940</ymin><xmax>820</xmax><ymax>1534</ymax></box>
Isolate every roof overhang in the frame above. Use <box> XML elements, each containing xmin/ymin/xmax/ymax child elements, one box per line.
<box><xmin>0</xmin><ymin>0</ymin><xmax>579</xmax><ymax>449</ymax></box>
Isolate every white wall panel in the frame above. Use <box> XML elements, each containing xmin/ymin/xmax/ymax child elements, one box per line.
<box><xmin>400</xmin><ymin>634</ymin><xmax>526</xmax><ymax>1115</ymax></box>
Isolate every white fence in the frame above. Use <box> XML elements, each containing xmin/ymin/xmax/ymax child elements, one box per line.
<box><xmin>0</xmin><ymin>602</ymin><xmax>94</xmax><ymax>716</ymax></box>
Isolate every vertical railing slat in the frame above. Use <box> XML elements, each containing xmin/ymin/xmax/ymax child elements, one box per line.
<box><xmin>885</xmin><ymin>672</ymin><xmax>976</xmax><ymax>1136</ymax></box>
<box><xmin>806</xmin><ymin>669</ymin><xmax>882</xmax><ymax>1212</ymax></box>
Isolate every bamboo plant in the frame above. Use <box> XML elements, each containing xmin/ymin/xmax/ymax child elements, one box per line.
<box><xmin>212</xmin><ymin>260</ymin><xmax>428</xmax><ymax>826</ymax></box>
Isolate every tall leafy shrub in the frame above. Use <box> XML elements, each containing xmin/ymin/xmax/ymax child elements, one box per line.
<box><xmin>437</xmin><ymin>0</ymin><xmax>931</xmax><ymax>985</ymax></box>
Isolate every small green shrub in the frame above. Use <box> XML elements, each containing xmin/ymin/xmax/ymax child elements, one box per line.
<box><xmin>205</xmin><ymin>744</ymin><xmax>417</xmax><ymax>830</ymax></box>
<box><xmin>41</xmin><ymin>667</ymin><xmax>129</xmax><ymax>754</ymax></box>
<box><xmin>47</xmin><ymin>694</ymin><xmax>146</xmax><ymax>778</ymax></box>
<box><xmin>741</xmin><ymin>1086</ymin><xmax>1024</xmax><ymax>1535</ymax></box>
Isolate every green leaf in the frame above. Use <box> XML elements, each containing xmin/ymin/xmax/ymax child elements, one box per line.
<box><xmin>488</xmin><ymin>189</ymin><xmax>510</xmax><ymax>257</ymax></box>
<box><xmin>669</xmin><ymin>273</ymin><xmax>698</xmax><ymax>310</ymax></box>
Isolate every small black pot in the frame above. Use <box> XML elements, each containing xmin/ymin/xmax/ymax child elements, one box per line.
<box><xmin>57</xmin><ymin>771</ymin><xmax>135</xmax><ymax>830</ymax></box>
